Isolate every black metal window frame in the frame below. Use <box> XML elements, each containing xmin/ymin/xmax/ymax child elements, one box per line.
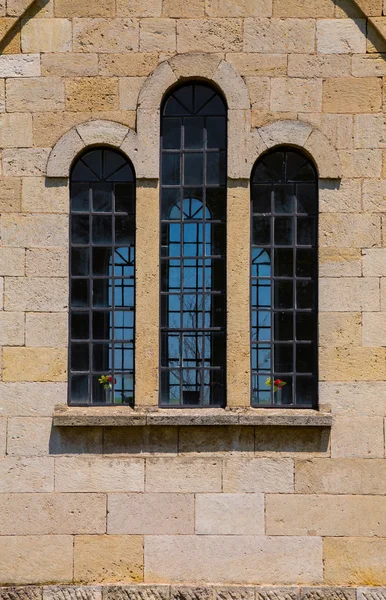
<box><xmin>159</xmin><ymin>82</ymin><xmax>227</xmax><ymax>408</ymax></box>
<box><xmin>250</xmin><ymin>146</ymin><xmax>318</xmax><ymax>409</ymax></box>
<box><xmin>68</xmin><ymin>147</ymin><xmax>136</xmax><ymax>406</ymax></box>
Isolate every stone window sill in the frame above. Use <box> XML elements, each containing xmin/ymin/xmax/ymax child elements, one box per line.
<box><xmin>53</xmin><ymin>405</ymin><xmax>332</xmax><ymax>428</ymax></box>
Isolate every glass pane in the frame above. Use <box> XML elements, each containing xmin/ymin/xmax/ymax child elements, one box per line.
<box><xmin>296</xmin><ymin>344</ymin><xmax>314</xmax><ymax>373</ymax></box>
<box><xmin>297</xmin><ymin>281</ymin><xmax>314</xmax><ymax>309</ymax></box>
<box><xmin>93</xmin><ymin>280</ymin><xmax>111</xmax><ymax>308</ymax></box>
<box><xmin>71</xmin><ymin>343</ymin><xmax>89</xmax><ymax>371</ymax></box>
<box><xmin>297</xmin><ymin>183</ymin><xmax>317</xmax><ymax>214</ymax></box>
<box><xmin>275</xmin><ymin>217</ymin><xmax>293</xmax><ymax>245</ymax></box>
<box><xmin>71</xmin><ymin>215</ymin><xmax>89</xmax><ymax>244</ymax></box>
<box><xmin>252</xmin><ymin>185</ymin><xmax>271</xmax><ymax>214</ymax></box>
<box><xmin>274</xmin><ymin>344</ymin><xmax>293</xmax><ymax>372</ymax></box>
<box><xmin>184</xmin><ymin>117</ymin><xmax>204</xmax><ymax>149</ymax></box>
<box><xmin>93</xmin><ymin>216</ymin><xmax>112</xmax><ymax>244</ymax></box>
<box><xmin>71</xmin><ymin>183</ymin><xmax>89</xmax><ymax>212</ymax></box>
<box><xmin>206</xmin><ymin>152</ymin><xmax>226</xmax><ymax>185</ymax></box>
<box><xmin>162</xmin><ymin>153</ymin><xmax>180</xmax><ymax>185</ymax></box>
<box><xmin>93</xmin><ymin>343</ymin><xmax>112</xmax><ymax>372</ymax></box>
<box><xmin>274</xmin><ymin>185</ymin><xmax>294</xmax><ymax>213</ymax></box>
<box><xmin>92</xmin><ymin>182</ymin><xmax>112</xmax><ymax>212</ymax></box>
<box><xmin>274</xmin><ymin>280</ymin><xmax>293</xmax><ymax>309</ymax></box>
<box><xmin>296</xmin><ymin>377</ymin><xmax>314</xmax><ymax>405</ymax></box>
<box><xmin>296</xmin><ymin>313</ymin><xmax>314</xmax><ymax>341</ymax></box>
<box><xmin>252</xmin><ymin>248</ymin><xmax>271</xmax><ymax>277</ymax></box>
<box><xmin>115</xmin><ymin>183</ymin><xmax>134</xmax><ymax>214</ymax></box>
<box><xmin>184</xmin><ymin>153</ymin><xmax>203</xmax><ymax>186</ymax></box>
<box><xmin>71</xmin><ymin>248</ymin><xmax>89</xmax><ymax>276</ymax></box>
<box><xmin>70</xmin><ymin>375</ymin><xmax>88</xmax><ymax>404</ymax></box>
<box><xmin>253</xmin><ymin>217</ymin><xmax>271</xmax><ymax>245</ymax></box>
<box><xmin>163</xmin><ymin>117</ymin><xmax>181</xmax><ymax>149</ymax></box>
<box><xmin>115</xmin><ymin>216</ymin><xmax>134</xmax><ymax>244</ymax></box>
<box><xmin>71</xmin><ymin>279</ymin><xmax>89</xmax><ymax>307</ymax></box>
<box><xmin>93</xmin><ymin>248</ymin><xmax>112</xmax><ymax>276</ymax></box>
<box><xmin>206</xmin><ymin>188</ymin><xmax>225</xmax><ymax>220</ymax></box>
<box><xmin>296</xmin><ymin>249</ymin><xmax>314</xmax><ymax>278</ymax></box>
<box><xmin>71</xmin><ymin>313</ymin><xmax>89</xmax><ymax>340</ymax></box>
<box><xmin>206</xmin><ymin>117</ymin><xmax>226</xmax><ymax>149</ymax></box>
<box><xmin>162</xmin><ymin>188</ymin><xmax>181</xmax><ymax>220</ymax></box>
<box><xmin>297</xmin><ymin>217</ymin><xmax>315</xmax><ymax>245</ymax></box>
<box><xmin>274</xmin><ymin>248</ymin><xmax>293</xmax><ymax>277</ymax></box>
<box><xmin>274</xmin><ymin>312</ymin><xmax>293</xmax><ymax>341</ymax></box>
<box><xmin>93</xmin><ymin>311</ymin><xmax>111</xmax><ymax>340</ymax></box>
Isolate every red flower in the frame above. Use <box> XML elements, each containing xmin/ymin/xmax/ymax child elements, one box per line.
<box><xmin>274</xmin><ymin>379</ymin><xmax>285</xmax><ymax>387</ymax></box>
<box><xmin>107</xmin><ymin>376</ymin><xmax>117</xmax><ymax>384</ymax></box>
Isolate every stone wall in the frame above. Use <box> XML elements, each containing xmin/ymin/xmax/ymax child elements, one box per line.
<box><xmin>1</xmin><ymin>0</ymin><xmax>386</xmax><ymax>589</ymax></box>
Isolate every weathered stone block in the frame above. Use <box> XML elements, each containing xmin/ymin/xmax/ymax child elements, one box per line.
<box><xmin>324</xmin><ymin>538</ymin><xmax>386</xmax><ymax>585</ymax></box>
<box><xmin>1</xmin><ymin>215</ymin><xmax>67</xmax><ymax>247</ymax></box>
<box><xmin>177</xmin><ymin>19</ymin><xmax>243</xmax><ymax>53</ymax></box>
<box><xmin>144</xmin><ymin>535</ymin><xmax>323</xmax><ymax>584</ymax></box>
<box><xmin>0</xmin><ymin>53</ymin><xmax>40</xmax><ymax>77</ymax></box>
<box><xmin>0</xmin><ymin>536</ymin><xmax>73</xmax><ymax>585</ymax></box>
<box><xmin>73</xmin><ymin>19</ymin><xmax>139</xmax><ymax>53</ymax></box>
<box><xmin>0</xmin><ymin>177</ymin><xmax>21</xmax><ymax>212</ymax></box>
<box><xmin>319</xmin><ymin>278</ymin><xmax>380</xmax><ymax>312</ymax></box>
<box><xmin>0</xmin><ymin>312</ymin><xmax>24</xmax><ymax>345</ymax></box>
<box><xmin>317</xmin><ymin>19</ymin><xmax>366</xmax><ymax>53</ymax></box>
<box><xmin>145</xmin><ymin>458</ymin><xmax>221</xmax><ymax>492</ymax></box>
<box><xmin>0</xmin><ymin>113</ymin><xmax>32</xmax><ymax>148</ymax></box>
<box><xmin>0</xmin><ymin>382</ymin><xmax>66</xmax><ymax>417</ymax></box>
<box><xmin>339</xmin><ymin>149</ymin><xmax>382</xmax><ymax>178</ymax></box>
<box><xmin>320</xmin><ymin>347</ymin><xmax>386</xmax><ymax>382</ymax></box>
<box><xmin>3</xmin><ymin>347</ymin><xmax>67</xmax><ymax>382</ymax></box>
<box><xmin>140</xmin><ymin>18</ymin><xmax>176</xmax><ymax>52</ymax></box>
<box><xmin>25</xmin><ymin>313</ymin><xmax>67</xmax><ymax>348</ymax></box>
<box><xmin>195</xmin><ymin>493</ymin><xmax>264</xmax><ymax>535</ymax></box>
<box><xmin>0</xmin><ymin>420</ymin><xmax>6</xmax><ymax>457</ymax></box>
<box><xmin>178</xmin><ymin>426</ymin><xmax>254</xmax><ymax>455</ymax></box>
<box><xmin>99</xmin><ymin>53</ymin><xmax>158</xmax><ymax>76</ymax></box>
<box><xmin>320</xmin><ymin>114</ymin><xmax>353</xmax><ymax>150</ymax></box>
<box><xmin>354</xmin><ymin>114</ymin><xmax>386</xmax><ymax>148</ymax></box>
<box><xmin>323</xmin><ymin>77</ymin><xmax>382</xmax><ymax>113</ymax></box>
<box><xmin>331</xmin><ymin>416</ymin><xmax>384</xmax><ymax>458</ymax></box>
<box><xmin>357</xmin><ymin>588</ymin><xmax>386</xmax><ymax>600</ymax></box>
<box><xmin>108</xmin><ymin>493</ymin><xmax>194</xmax><ymax>534</ymax></box>
<box><xmin>41</xmin><ymin>53</ymin><xmax>98</xmax><ymax>77</ymax></box>
<box><xmin>26</xmin><ymin>248</ymin><xmax>68</xmax><ymax>278</ymax></box>
<box><xmin>244</xmin><ymin>18</ymin><xmax>315</xmax><ymax>53</ymax></box>
<box><xmin>320</xmin><ymin>382</ymin><xmax>386</xmax><ymax>417</ymax></box>
<box><xmin>0</xmin><ymin>492</ymin><xmax>106</xmax><ymax>534</ymax></box>
<box><xmin>296</xmin><ymin>458</ymin><xmax>386</xmax><ymax>494</ymax></box>
<box><xmin>0</xmin><ymin>456</ymin><xmax>54</xmax><ymax>492</ymax></box>
<box><xmin>74</xmin><ymin>535</ymin><xmax>143</xmax><ymax>584</ymax></box>
<box><xmin>207</xmin><ymin>0</ymin><xmax>272</xmax><ymax>17</ymax></box>
<box><xmin>245</xmin><ymin>77</ymin><xmax>269</xmax><ymax>109</ymax></box>
<box><xmin>4</xmin><ymin>277</ymin><xmax>67</xmax><ymax>312</ymax></box>
<box><xmin>0</xmin><ymin>586</ymin><xmax>42</xmax><ymax>600</ymax></box>
<box><xmin>254</xmin><ymin>426</ymin><xmax>330</xmax><ymax>457</ymax></box>
<box><xmin>363</xmin><ymin>312</ymin><xmax>386</xmax><ymax>346</ymax></box>
<box><xmin>226</xmin><ymin>53</ymin><xmax>287</xmax><ymax>76</ymax></box>
<box><xmin>363</xmin><ymin>179</ymin><xmax>386</xmax><ymax>212</ymax></box>
<box><xmin>273</xmin><ymin>0</ymin><xmax>333</xmax><ymax>16</ymax></box>
<box><xmin>103</xmin><ymin>426</ymin><xmax>177</xmax><ymax>455</ymax></box>
<box><xmin>320</xmin><ymin>214</ymin><xmax>381</xmax><ymax>247</ymax></box>
<box><xmin>0</xmin><ymin>247</ymin><xmax>24</xmax><ymax>276</ymax></box>
<box><xmin>270</xmin><ymin>78</ymin><xmax>322</xmax><ymax>112</ymax></box>
<box><xmin>255</xmin><ymin>589</ymin><xmax>299</xmax><ymax>600</ymax></box>
<box><xmin>32</xmin><ymin>111</ymin><xmax>91</xmax><ymax>148</ymax></box>
<box><xmin>288</xmin><ymin>54</ymin><xmax>351</xmax><ymax>78</ymax></box>
<box><xmin>55</xmin><ymin>457</ymin><xmax>145</xmax><ymax>492</ymax></box>
<box><xmin>119</xmin><ymin>77</ymin><xmax>146</xmax><ymax>110</ymax></box>
<box><xmin>321</xmin><ymin>246</ymin><xmax>360</xmax><ymax>275</ymax></box>
<box><xmin>363</xmin><ymin>249</ymin><xmax>386</xmax><ymax>276</ymax></box>
<box><xmin>103</xmin><ymin>586</ymin><xmax>169</xmax><ymax>600</ymax></box>
<box><xmin>223</xmin><ymin>457</ymin><xmax>294</xmax><ymax>492</ymax></box>
<box><xmin>43</xmin><ymin>587</ymin><xmax>102</xmax><ymax>600</ymax></box>
<box><xmin>301</xmin><ymin>588</ymin><xmax>355</xmax><ymax>600</ymax></box>
<box><xmin>2</xmin><ymin>149</ymin><xmax>50</xmax><ymax>177</ymax></box>
<box><xmin>21</xmin><ymin>18</ymin><xmax>72</xmax><ymax>52</ymax></box>
<box><xmin>6</xmin><ymin>77</ymin><xmax>64</xmax><ymax>112</ymax></box>
<box><xmin>22</xmin><ymin>177</ymin><xmax>68</xmax><ymax>213</ymax></box>
<box><xmin>55</xmin><ymin>0</ymin><xmax>115</xmax><ymax>16</ymax></box>
<box><xmin>319</xmin><ymin>180</ymin><xmax>361</xmax><ymax>213</ymax></box>
<box><xmin>352</xmin><ymin>54</ymin><xmax>386</xmax><ymax>77</ymax></box>
<box><xmin>162</xmin><ymin>0</ymin><xmax>203</xmax><ymax>16</ymax></box>
<box><xmin>266</xmin><ymin>494</ymin><xmax>386</xmax><ymax>536</ymax></box>
<box><xmin>66</xmin><ymin>77</ymin><xmax>119</xmax><ymax>111</ymax></box>
<box><xmin>319</xmin><ymin>313</ymin><xmax>361</xmax><ymax>347</ymax></box>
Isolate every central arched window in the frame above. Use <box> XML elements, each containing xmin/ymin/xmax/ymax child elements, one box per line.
<box><xmin>160</xmin><ymin>82</ymin><xmax>227</xmax><ymax>407</ymax></box>
<box><xmin>69</xmin><ymin>148</ymin><xmax>135</xmax><ymax>406</ymax></box>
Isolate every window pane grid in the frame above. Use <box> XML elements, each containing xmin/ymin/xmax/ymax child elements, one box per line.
<box><xmin>251</xmin><ymin>149</ymin><xmax>318</xmax><ymax>408</ymax></box>
<box><xmin>69</xmin><ymin>149</ymin><xmax>135</xmax><ymax>406</ymax></box>
<box><xmin>160</xmin><ymin>83</ymin><xmax>227</xmax><ymax>408</ymax></box>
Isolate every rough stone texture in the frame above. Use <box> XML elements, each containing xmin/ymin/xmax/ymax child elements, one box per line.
<box><xmin>2</xmin><ymin>149</ymin><xmax>50</xmax><ymax>176</ymax></box>
<box><xmin>323</xmin><ymin>78</ymin><xmax>382</xmax><ymax>113</ymax></box>
<box><xmin>0</xmin><ymin>177</ymin><xmax>21</xmax><ymax>212</ymax></box>
<box><xmin>324</xmin><ymin>538</ymin><xmax>386</xmax><ymax>585</ymax></box>
<box><xmin>21</xmin><ymin>177</ymin><xmax>68</xmax><ymax>212</ymax></box>
<box><xmin>320</xmin><ymin>214</ymin><xmax>381</xmax><ymax>247</ymax></box>
<box><xmin>0</xmin><ymin>457</ymin><xmax>54</xmax><ymax>492</ymax></box>
<box><xmin>0</xmin><ymin>312</ymin><xmax>24</xmax><ymax>345</ymax></box>
<box><xmin>195</xmin><ymin>493</ymin><xmax>264</xmax><ymax>535</ymax></box>
<box><xmin>319</xmin><ymin>278</ymin><xmax>380</xmax><ymax>312</ymax></box>
<box><xmin>317</xmin><ymin>19</ymin><xmax>366</xmax><ymax>53</ymax></box>
<box><xmin>320</xmin><ymin>347</ymin><xmax>386</xmax><ymax>381</ymax></box>
<box><xmin>1</xmin><ymin>214</ymin><xmax>67</xmax><ymax>247</ymax></box>
<box><xmin>4</xmin><ymin>277</ymin><xmax>67</xmax><ymax>312</ymax></box>
<box><xmin>103</xmin><ymin>426</ymin><xmax>177</xmax><ymax>455</ymax></box>
<box><xmin>0</xmin><ymin>536</ymin><xmax>73</xmax><ymax>585</ymax></box>
<box><xmin>73</xmin><ymin>19</ymin><xmax>139</xmax><ymax>53</ymax></box>
<box><xmin>244</xmin><ymin>18</ymin><xmax>315</xmax><ymax>53</ymax></box>
<box><xmin>42</xmin><ymin>587</ymin><xmax>102</xmax><ymax>600</ymax></box>
<box><xmin>177</xmin><ymin>19</ymin><xmax>243</xmax><ymax>53</ymax></box>
<box><xmin>296</xmin><ymin>459</ymin><xmax>386</xmax><ymax>494</ymax></box>
<box><xmin>2</xmin><ymin>347</ymin><xmax>67</xmax><ymax>382</ymax></box>
<box><xmin>270</xmin><ymin>78</ymin><xmax>322</xmax><ymax>113</ymax></box>
<box><xmin>55</xmin><ymin>457</ymin><xmax>145</xmax><ymax>492</ymax></box>
<box><xmin>0</xmin><ymin>493</ymin><xmax>106</xmax><ymax>534</ymax></box>
<box><xmin>319</xmin><ymin>249</ymin><xmax>362</xmax><ymax>277</ymax></box>
<box><xmin>144</xmin><ymin>535</ymin><xmax>323</xmax><ymax>584</ymax></box>
<box><xmin>331</xmin><ymin>417</ymin><xmax>385</xmax><ymax>458</ymax></box>
<box><xmin>41</xmin><ymin>53</ymin><xmax>98</xmax><ymax>77</ymax></box>
<box><xmin>266</xmin><ymin>494</ymin><xmax>386</xmax><ymax>536</ymax></box>
<box><xmin>146</xmin><ymin>458</ymin><xmax>221</xmax><ymax>492</ymax></box>
<box><xmin>178</xmin><ymin>426</ymin><xmax>254</xmax><ymax>455</ymax></box>
<box><xmin>0</xmin><ymin>113</ymin><xmax>32</xmax><ymax>148</ymax></box>
<box><xmin>76</xmin><ymin>119</ymin><xmax>129</xmax><ymax>147</ymax></box>
<box><xmin>74</xmin><ymin>535</ymin><xmax>143</xmax><ymax>584</ymax></box>
<box><xmin>363</xmin><ymin>312</ymin><xmax>386</xmax><ymax>346</ymax></box>
<box><xmin>340</xmin><ymin>149</ymin><xmax>383</xmax><ymax>178</ymax></box>
<box><xmin>140</xmin><ymin>19</ymin><xmax>176</xmax><ymax>53</ymax></box>
<box><xmin>108</xmin><ymin>493</ymin><xmax>194</xmax><ymax>534</ymax></box>
<box><xmin>26</xmin><ymin>249</ymin><xmax>68</xmax><ymax>278</ymax></box>
<box><xmin>65</xmin><ymin>77</ymin><xmax>119</xmax><ymax>112</ymax></box>
<box><xmin>55</xmin><ymin>0</ymin><xmax>115</xmax><ymax>17</ymax></box>
<box><xmin>0</xmin><ymin>53</ymin><xmax>40</xmax><ymax>77</ymax></box>
<box><xmin>0</xmin><ymin>587</ymin><xmax>43</xmax><ymax>600</ymax></box>
<box><xmin>319</xmin><ymin>180</ymin><xmax>361</xmax><ymax>213</ymax></box>
<box><xmin>25</xmin><ymin>313</ymin><xmax>67</xmax><ymax>347</ymax></box>
<box><xmin>21</xmin><ymin>18</ymin><xmax>72</xmax><ymax>52</ymax></box>
<box><xmin>222</xmin><ymin>457</ymin><xmax>294</xmax><ymax>492</ymax></box>
<box><xmin>0</xmin><ymin>382</ymin><xmax>66</xmax><ymax>417</ymax></box>
<box><xmin>320</xmin><ymin>382</ymin><xmax>386</xmax><ymax>416</ymax></box>
<box><xmin>103</xmin><ymin>587</ymin><xmax>169</xmax><ymax>600</ymax></box>
<box><xmin>288</xmin><ymin>54</ymin><xmax>351</xmax><ymax>77</ymax></box>
<box><xmin>6</xmin><ymin>77</ymin><xmax>64</xmax><ymax>112</ymax></box>
<box><xmin>319</xmin><ymin>313</ymin><xmax>362</xmax><ymax>347</ymax></box>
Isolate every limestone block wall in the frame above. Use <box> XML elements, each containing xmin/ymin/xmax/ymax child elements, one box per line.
<box><xmin>2</xmin><ymin>0</ymin><xmax>386</xmax><ymax>590</ymax></box>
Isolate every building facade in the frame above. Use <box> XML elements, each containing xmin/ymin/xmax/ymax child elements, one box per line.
<box><xmin>1</xmin><ymin>0</ymin><xmax>386</xmax><ymax>597</ymax></box>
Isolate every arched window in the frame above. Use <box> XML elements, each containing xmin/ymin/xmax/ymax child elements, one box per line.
<box><xmin>69</xmin><ymin>148</ymin><xmax>135</xmax><ymax>406</ymax></box>
<box><xmin>251</xmin><ymin>148</ymin><xmax>318</xmax><ymax>408</ymax></box>
<box><xmin>160</xmin><ymin>82</ymin><xmax>227</xmax><ymax>407</ymax></box>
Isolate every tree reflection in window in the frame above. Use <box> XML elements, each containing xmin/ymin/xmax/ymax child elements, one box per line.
<box><xmin>69</xmin><ymin>148</ymin><xmax>135</xmax><ymax>406</ymax></box>
<box><xmin>251</xmin><ymin>148</ymin><xmax>318</xmax><ymax>408</ymax></box>
<box><xmin>160</xmin><ymin>82</ymin><xmax>227</xmax><ymax>407</ymax></box>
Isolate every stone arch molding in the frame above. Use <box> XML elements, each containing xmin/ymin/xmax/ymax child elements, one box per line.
<box><xmin>47</xmin><ymin>55</ymin><xmax>341</xmax><ymax>181</ymax></box>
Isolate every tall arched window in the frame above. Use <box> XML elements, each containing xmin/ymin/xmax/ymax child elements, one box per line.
<box><xmin>160</xmin><ymin>82</ymin><xmax>227</xmax><ymax>407</ymax></box>
<box><xmin>69</xmin><ymin>148</ymin><xmax>135</xmax><ymax>406</ymax></box>
<box><xmin>251</xmin><ymin>148</ymin><xmax>318</xmax><ymax>408</ymax></box>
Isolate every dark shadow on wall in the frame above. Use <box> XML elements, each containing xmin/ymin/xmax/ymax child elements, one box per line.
<box><xmin>49</xmin><ymin>425</ymin><xmax>331</xmax><ymax>455</ymax></box>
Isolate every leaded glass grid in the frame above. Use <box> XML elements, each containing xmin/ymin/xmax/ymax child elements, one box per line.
<box><xmin>251</xmin><ymin>148</ymin><xmax>318</xmax><ymax>408</ymax></box>
<box><xmin>69</xmin><ymin>148</ymin><xmax>135</xmax><ymax>406</ymax></box>
<box><xmin>160</xmin><ymin>82</ymin><xmax>227</xmax><ymax>407</ymax></box>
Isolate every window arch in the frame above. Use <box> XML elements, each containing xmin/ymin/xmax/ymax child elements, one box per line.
<box><xmin>69</xmin><ymin>147</ymin><xmax>135</xmax><ymax>406</ymax></box>
<box><xmin>251</xmin><ymin>147</ymin><xmax>318</xmax><ymax>408</ymax></box>
<box><xmin>160</xmin><ymin>82</ymin><xmax>227</xmax><ymax>407</ymax></box>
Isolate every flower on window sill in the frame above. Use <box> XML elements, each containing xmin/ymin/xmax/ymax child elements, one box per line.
<box><xmin>266</xmin><ymin>377</ymin><xmax>286</xmax><ymax>393</ymax></box>
<box><xmin>98</xmin><ymin>375</ymin><xmax>117</xmax><ymax>390</ymax></box>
